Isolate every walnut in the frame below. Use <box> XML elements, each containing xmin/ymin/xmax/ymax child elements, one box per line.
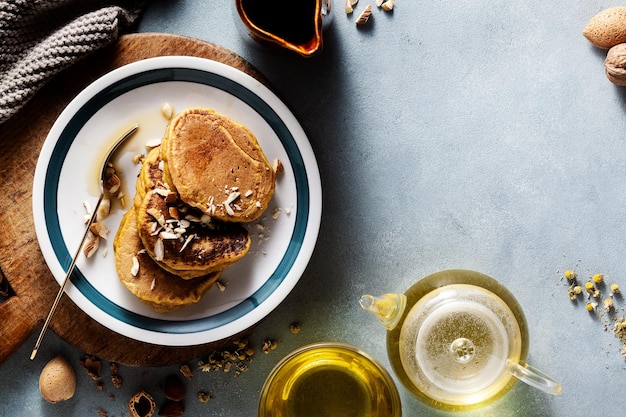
<box><xmin>605</xmin><ymin>43</ymin><xmax>626</xmax><ymax>85</ymax></box>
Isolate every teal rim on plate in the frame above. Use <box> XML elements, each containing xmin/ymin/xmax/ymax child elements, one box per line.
<box><xmin>33</xmin><ymin>56</ymin><xmax>321</xmax><ymax>345</ymax></box>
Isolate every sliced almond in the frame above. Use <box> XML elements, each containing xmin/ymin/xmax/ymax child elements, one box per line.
<box><xmin>103</xmin><ymin>173</ymin><xmax>121</xmax><ymax>194</ymax></box>
<box><xmin>159</xmin><ymin>231</ymin><xmax>179</xmax><ymax>240</ymax></box>
<box><xmin>161</xmin><ymin>102</ymin><xmax>174</xmax><ymax>120</ymax></box>
<box><xmin>146</xmin><ymin>208</ymin><xmax>166</xmax><ymax>226</ymax></box>
<box><xmin>96</xmin><ymin>197</ymin><xmax>111</xmax><ymax>222</ymax></box>
<box><xmin>356</xmin><ymin>4</ymin><xmax>372</xmax><ymax>24</ymax></box>
<box><xmin>154</xmin><ymin>238</ymin><xmax>164</xmax><ymax>261</ymax></box>
<box><xmin>179</xmin><ymin>234</ymin><xmax>195</xmax><ymax>253</ymax></box>
<box><xmin>89</xmin><ymin>222</ymin><xmax>110</xmax><ymax>240</ymax></box>
<box><xmin>381</xmin><ymin>0</ymin><xmax>394</xmax><ymax>11</ymax></box>
<box><xmin>83</xmin><ymin>234</ymin><xmax>99</xmax><ymax>258</ymax></box>
<box><xmin>345</xmin><ymin>0</ymin><xmax>354</xmax><ymax>13</ymax></box>
<box><xmin>272</xmin><ymin>158</ymin><xmax>284</xmax><ymax>174</ymax></box>
<box><xmin>145</xmin><ymin>138</ymin><xmax>162</xmax><ymax>148</ymax></box>
<box><xmin>130</xmin><ymin>256</ymin><xmax>140</xmax><ymax>277</ymax></box>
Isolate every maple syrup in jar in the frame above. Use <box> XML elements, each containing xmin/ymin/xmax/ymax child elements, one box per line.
<box><xmin>240</xmin><ymin>0</ymin><xmax>317</xmax><ymax>46</ymax></box>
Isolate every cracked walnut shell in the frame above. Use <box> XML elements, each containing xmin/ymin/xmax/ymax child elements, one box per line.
<box><xmin>128</xmin><ymin>390</ymin><xmax>156</xmax><ymax>417</ymax></box>
<box><xmin>605</xmin><ymin>43</ymin><xmax>626</xmax><ymax>85</ymax></box>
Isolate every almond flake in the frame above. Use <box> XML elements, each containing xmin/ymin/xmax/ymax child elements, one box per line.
<box><xmin>145</xmin><ymin>138</ymin><xmax>162</xmax><ymax>148</ymax></box>
<box><xmin>154</xmin><ymin>238</ymin><xmax>165</xmax><ymax>261</ymax></box>
<box><xmin>90</xmin><ymin>222</ymin><xmax>110</xmax><ymax>240</ymax></box>
<box><xmin>96</xmin><ymin>197</ymin><xmax>111</xmax><ymax>222</ymax></box>
<box><xmin>356</xmin><ymin>4</ymin><xmax>372</xmax><ymax>24</ymax></box>
<box><xmin>168</xmin><ymin>207</ymin><xmax>180</xmax><ymax>219</ymax></box>
<box><xmin>381</xmin><ymin>0</ymin><xmax>394</xmax><ymax>11</ymax></box>
<box><xmin>83</xmin><ymin>234</ymin><xmax>99</xmax><ymax>258</ymax></box>
<box><xmin>180</xmin><ymin>234</ymin><xmax>195</xmax><ymax>253</ymax></box>
<box><xmin>345</xmin><ymin>0</ymin><xmax>354</xmax><ymax>13</ymax></box>
<box><xmin>272</xmin><ymin>158</ymin><xmax>284</xmax><ymax>174</ymax></box>
<box><xmin>160</xmin><ymin>231</ymin><xmax>179</xmax><ymax>240</ymax></box>
<box><xmin>153</xmin><ymin>188</ymin><xmax>172</xmax><ymax>198</ymax></box>
<box><xmin>161</xmin><ymin>102</ymin><xmax>174</xmax><ymax>120</ymax></box>
<box><xmin>147</xmin><ymin>208</ymin><xmax>166</xmax><ymax>226</ymax></box>
<box><xmin>132</xmin><ymin>153</ymin><xmax>144</xmax><ymax>164</ymax></box>
<box><xmin>131</xmin><ymin>256</ymin><xmax>140</xmax><ymax>276</ymax></box>
<box><xmin>225</xmin><ymin>191</ymin><xmax>241</xmax><ymax>205</ymax></box>
<box><xmin>245</xmin><ymin>190</ymin><xmax>253</xmax><ymax>198</ymax></box>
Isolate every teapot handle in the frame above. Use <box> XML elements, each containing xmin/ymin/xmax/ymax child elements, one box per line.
<box><xmin>506</xmin><ymin>360</ymin><xmax>562</xmax><ymax>396</ymax></box>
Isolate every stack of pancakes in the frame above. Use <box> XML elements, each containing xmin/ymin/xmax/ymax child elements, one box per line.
<box><xmin>114</xmin><ymin>108</ymin><xmax>276</xmax><ymax>312</ymax></box>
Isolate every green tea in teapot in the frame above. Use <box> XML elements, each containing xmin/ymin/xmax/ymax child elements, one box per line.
<box><xmin>399</xmin><ymin>283</ymin><xmax>523</xmax><ymax>408</ymax></box>
<box><xmin>362</xmin><ymin>270</ymin><xmax>561</xmax><ymax>411</ymax></box>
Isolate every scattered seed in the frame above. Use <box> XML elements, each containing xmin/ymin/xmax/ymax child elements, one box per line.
<box><xmin>289</xmin><ymin>321</ymin><xmax>302</xmax><ymax>334</ymax></box>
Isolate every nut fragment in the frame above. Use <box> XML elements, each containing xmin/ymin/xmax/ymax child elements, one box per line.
<box><xmin>154</xmin><ymin>238</ymin><xmax>165</xmax><ymax>261</ymax></box>
<box><xmin>356</xmin><ymin>4</ymin><xmax>372</xmax><ymax>24</ymax></box>
<box><xmin>197</xmin><ymin>391</ymin><xmax>212</xmax><ymax>403</ymax></box>
<box><xmin>128</xmin><ymin>390</ymin><xmax>156</xmax><ymax>417</ymax></box>
<box><xmin>83</xmin><ymin>233</ymin><xmax>100</xmax><ymax>258</ymax></box>
<box><xmin>179</xmin><ymin>364</ymin><xmax>193</xmax><ymax>380</ymax></box>
<box><xmin>161</xmin><ymin>102</ymin><xmax>174</xmax><ymax>120</ymax></box>
<box><xmin>131</xmin><ymin>255</ymin><xmax>140</xmax><ymax>277</ymax></box>
<box><xmin>111</xmin><ymin>374</ymin><xmax>123</xmax><ymax>388</ymax></box>
<box><xmin>272</xmin><ymin>158</ymin><xmax>284</xmax><ymax>174</ymax></box>
<box><xmin>381</xmin><ymin>0</ymin><xmax>394</xmax><ymax>11</ymax></box>
<box><xmin>103</xmin><ymin>172</ymin><xmax>121</xmax><ymax>194</ymax></box>
<box><xmin>605</xmin><ymin>43</ymin><xmax>626</xmax><ymax>86</ymax></box>
<box><xmin>81</xmin><ymin>355</ymin><xmax>102</xmax><ymax>381</ymax></box>
<box><xmin>345</xmin><ymin>0</ymin><xmax>354</xmax><ymax>13</ymax></box>
<box><xmin>90</xmin><ymin>222</ymin><xmax>110</xmax><ymax>240</ymax></box>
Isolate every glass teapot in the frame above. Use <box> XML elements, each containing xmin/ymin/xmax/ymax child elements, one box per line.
<box><xmin>360</xmin><ymin>269</ymin><xmax>561</xmax><ymax>411</ymax></box>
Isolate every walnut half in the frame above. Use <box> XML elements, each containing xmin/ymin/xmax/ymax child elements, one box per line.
<box><xmin>605</xmin><ymin>43</ymin><xmax>626</xmax><ymax>85</ymax></box>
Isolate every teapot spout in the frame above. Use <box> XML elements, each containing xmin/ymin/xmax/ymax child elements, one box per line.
<box><xmin>359</xmin><ymin>293</ymin><xmax>407</xmax><ymax>330</ymax></box>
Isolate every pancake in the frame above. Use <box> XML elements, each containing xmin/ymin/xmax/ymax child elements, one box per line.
<box><xmin>134</xmin><ymin>146</ymin><xmax>169</xmax><ymax>210</ymax></box>
<box><xmin>114</xmin><ymin>209</ymin><xmax>221</xmax><ymax>313</ymax></box>
<box><xmin>136</xmin><ymin>189</ymin><xmax>251</xmax><ymax>279</ymax></box>
<box><xmin>161</xmin><ymin>107</ymin><xmax>276</xmax><ymax>222</ymax></box>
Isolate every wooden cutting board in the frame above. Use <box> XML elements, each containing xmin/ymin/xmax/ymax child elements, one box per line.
<box><xmin>0</xmin><ymin>33</ymin><xmax>272</xmax><ymax>367</ymax></box>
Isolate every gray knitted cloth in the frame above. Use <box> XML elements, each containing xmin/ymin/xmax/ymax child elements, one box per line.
<box><xmin>0</xmin><ymin>0</ymin><xmax>146</xmax><ymax>125</ymax></box>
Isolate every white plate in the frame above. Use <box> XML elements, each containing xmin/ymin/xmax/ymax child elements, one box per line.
<box><xmin>32</xmin><ymin>56</ymin><xmax>321</xmax><ymax>346</ymax></box>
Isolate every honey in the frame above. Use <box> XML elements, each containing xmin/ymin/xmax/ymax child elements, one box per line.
<box><xmin>259</xmin><ymin>342</ymin><xmax>401</xmax><ymax>417</ymax></box>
